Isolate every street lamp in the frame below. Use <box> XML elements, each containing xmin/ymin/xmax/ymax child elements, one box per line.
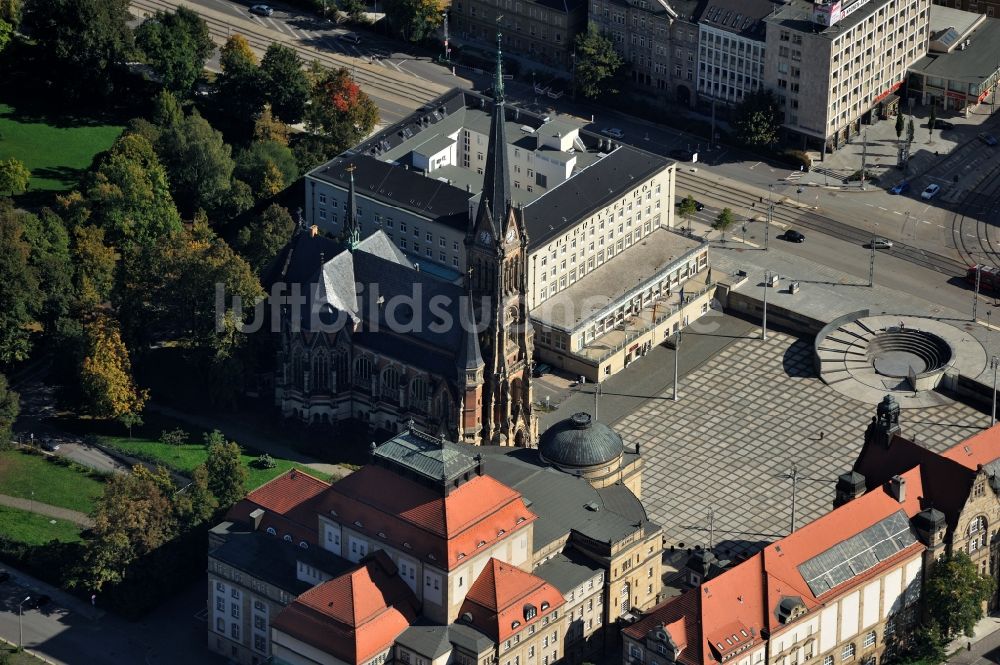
<box><xmin>868</xmin><ymin>222</ymin><xmax>878</xmax><ymax>288</ymax></box>
<box><xmin>974</xmin><ymin>263</ymin><xmax>983</xmax><ymax>322</ymax></box>
<box><xmin>765</xmin><ymin>184</ymin><xmax>773</xmax><ymax>251</ymax></box>
<box><xmin>762</xmin><ymin>270</ymin><xmax>772</xmax><ymax>341</ymax></box>
<box><xmin>18</xmin><ymin>596</ymin><xmax>31</xmax><ymax>651</ymax></box>
<box><xmin>673</xmin><ymin>329</ymin><xmax>681</xmax><ymax>401</ymax></box>
<box><xmin>992</xmin><ymin>356</ymin><xmax>1000</xmax><ymax>426</ymax></box>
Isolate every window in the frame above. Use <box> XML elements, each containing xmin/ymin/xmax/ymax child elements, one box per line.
<box><xmin>216</xmin><ymin>597</ymin><xmax>225</xmax><ymax>611</ymax></box>
<box><xmin>254</xmin><ymin>634</ymin><xmax>267</xmax><ymax>652</ymax></box>
<box><xmin>216</xmin><ymin>582</ymin><xmax>224</xmax><ymax>592</ymax></box>
<box><xmin>843</xmin><ymin>644</ymin><xmax>856</xmax><ymax>661</ymax></box>
<box><xmin>216</xmin><ymin>617</ymin><xmax>225</xmax><ymax>633</ymax></box>
<box><xmin>231</xmin><ymin>603</ymin><xmax>240</xmax><ymax>619</ymax></box>
<box><xmin>863</xmin><ymin>632</ymin><xmax>876</xmax><ymax>648</ymax></box>
<box><xmin>231</xmin><ymin>624</ymin><xmax>240</xmax><ymax>640</ymax></box>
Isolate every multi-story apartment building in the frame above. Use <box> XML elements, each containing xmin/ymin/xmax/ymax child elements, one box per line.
<box><xmin>588</xmin><ymin>0</ymin><xmax>673</xmax><ymax>94</ymax></box>
<box><xmin>623</xmin><ymin>463</ymin><xmax>929</xmax><ymax>665</ymax></box>
<box><xmin>207</xmin><ymin>412</ymin><xmax>663</xmax><ymax>665</ymax></box>
<box><xmin>666</xmin><ymin>0</ymin><xmax>703</xmax><ymax>107</ymax></box>
<box><xmin>696</xmin><ymin>0</ymin><xmax>775</xmax><ymax>107</ymax></box>
<box><xmin>763</xmin><ymin>0</ymin><xmax>931</xmax><ymax>153</ymax></box>
<box><xmin>450</xmin><ymin>0</ymin><xmax>587</xmax><ymax>68</ymax></box>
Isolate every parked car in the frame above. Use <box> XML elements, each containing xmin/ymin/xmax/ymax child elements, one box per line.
<box><xmin>921</xmin><ymin>183</ymin><xmax>941</xmax><ymax>200</ymax></box>
<box><xmin>783</xmin><ymin>230</ymin><xmax>805</xmax><ymax>243</ymax></box>
<box><xmin>249</xmin><ymin>4</ymin><xmax>274</xmax><ymax>16</ymax></box>
<box><xmin>869</xmin><ymin>237</ymin><xmax>893</xmax><ymax>249</ymax></box>
<box><xmin>889</xmin><ymin>181</ymin><xmax>910</xmax><ymax>195</ymax></box>
<box><xmin>601</xmin><ymin>127</ymin><xmax>624</xmax><ymax>139</ymax></box>
<box><xmin>979</xmin><ymin>132</ymin><xmax>999</xmax><ymax>146</ymax></box>
<box><xmin>41</xmin><ymin>439</ymin><xmax>60</xmax><ymax>452</ymax></box>
<box><xmin>532</xmin><ymin>363</ymin><xmax>552</xmax><ymax>378</ymax></box>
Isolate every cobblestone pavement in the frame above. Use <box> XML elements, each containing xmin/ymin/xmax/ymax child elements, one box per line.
<box><xmin>615</xmin><ymin>329</ymin><xmax>989</xmax><ymax>560</ymax></box>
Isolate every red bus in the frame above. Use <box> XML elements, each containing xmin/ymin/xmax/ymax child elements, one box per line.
<box><xmin>967</xmin><ymin>264</ymin><xmax>1000</xmax><ymax>292</ymax></box>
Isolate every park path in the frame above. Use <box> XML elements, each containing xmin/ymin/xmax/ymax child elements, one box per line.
<box><xmin>0</xmin><ymin>493</ymin><xmax>93</xmax><ymax>528</ymax></box>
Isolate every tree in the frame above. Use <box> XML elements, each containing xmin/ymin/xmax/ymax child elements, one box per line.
<box><xmin>22</xmin><ymin>0</ymin><xmax>134</xmax><ymax>98</ymax></box>
<box><xmin>78</xmin><ymin>313</ymin><xmax>148</xmax><ymax>421</ymax></box>
<box><xmin>20</xmin><ymin>208</ymin><xmax>73</xmax><ymax>330</ymax></box>
<box><xmin>157</xmin><ymin>109</ymin><xmax>235</xmax><ymax>214</ymax></box>
<box><xmin>734</xmin><ymin>90</ymin><xmax>780</xmax><ymax>149</ymax></box>
<box><xmin>305</xmin><ymin>66</ymin><xmax>379</xmax><ymax>150</ymax></box>
<box><xmin>254</xmin><ymin>105</ymin><xmax>291</xmax><ymax>146</ymax></box>
<box><xmin>0</xmin><ymin>373</ymin><xmax>18</xmax><ymax>448</ymax></box>
<box><xmin>0</xmin><ymin>200</ymin><xmax>40</xmax><ymax>367</ymax></box>
<box><xmin>712</xmin><ymin>207</ymin><xmax>735</xmax><ymax>241</ymax></box>
<box><xmin>218</xmin><ymin>34</ymin><xmax>264</xmax><ymax>122</ymax></box>
<box><xmin>260</xmin><ymin>44</ymin><xmax>310</xmax><ymax>125</ymax></box>
<box><xmin>235</xmin><ymin>140</ymin><xmax>299</xmax><ymax>199</ymax></box>
<box><xmin>574</xmin><ymin>23</ymin><xmax>623</xmax><ymax>100</ymax></box>
<box><xmin>175</xmin><ymin>464</ymin><xmax>218</xmax><ymax>528</ymax></box>
<box><xmin>383</xmin><ymin>0</ymin><xmax>443</xmax><ymax>42</ymax></box>
<box><xmin>152</xmin><ymin>88</ymin><xmax>184</xmax><ymax>131</ymax></box>
<box><xmin>78</xmin><ymin>465</ymin><xmax>178</xmax><ymax>591</ymax></box>
<box><xmin>204</xmin><ymin>433</ymin><xmax>247</xmax><ymax>507</ymax></box>
<box><xmin>677</xmin><ymin>195</ymin><xmax>698</xmax><ymax>231</ymax></box>
<box><xmin>72</xmin><ymin>224</ymin><xmax>116</xmax><ymax>310</ymax></box>
<box><xmin>0</xmin><ymin>158</ymin><xmax>30</xmax><ymax>196</ymax></box>
<box><xmin>895</xmin><ymin>112</ymin><xmax>905</xmax><ymax>141</ymax></box>
<box><xmin>0</xmin><ymin>0</ymin><xmax>21</xmax><ymax>25</ymax></box>
<box><xmin>924</xmin><ymin>551</ymin><xmax>995</xmax><ymax>641</ymax></box>
<box><xmin>136</xmin><ymin>7</ymin><xmax>214</xmax><ymax>97</ymax></box>
<box><xmin>83</xmin><ymin>132</ymin><xmax>183</xmax><ymax>250</ymax></box>
<box><xmin>0</xmin><ymin>18</ymin><xmax>12</xmax><ymax>54</ymax></box>
<box><xmin>237</xmin><ymin>204</ymin><xmax>295</xmax><ymax>272</ymax></box>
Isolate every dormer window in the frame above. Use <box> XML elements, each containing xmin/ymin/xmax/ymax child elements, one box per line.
<box><xmin>299</xmin><ymin>541</ymin><xmax>308</xmax><ymax>549</ymax></box>
<box><xmin>540</xmin><ymin>601</ymin><xmax>550</xmax><ymax>611</ymax></box>
<box><xmin>512</xmin><ymin>621</ymin><xmax>521</xmax><ymax>629</ymax></box>
<box><xmin>378</xmin><ymin>532</ymin><xmax>387</xmax><ymax>539</ymax></box>
<box><xmin>524</xmin><ymin>604</ymin><xmax>537</xmax><ymax>621</ymax></box>
<box><xmin>354</xmin><ymin>520</ymin><xmax>363</xmax><ymax>527</ymax></box>
<box><xmin>283</xmin><ymin>535</ymin><xmax>292</xmax><ymax>542</ymax></box>
<box><xmin>477</xmin><ymin>540</ymin><xmax>487</xmax><ymax>548</ymax></box>
<box><xmin>266</xmin><ymin>527</ymin><xmax>276</xmax><ymax>536</ymax></box>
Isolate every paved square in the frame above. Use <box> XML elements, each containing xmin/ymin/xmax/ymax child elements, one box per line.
<box><xmin>615</xmin><ymin>329</ymin><xmax>989</xmax><ymax>560</ymax></box>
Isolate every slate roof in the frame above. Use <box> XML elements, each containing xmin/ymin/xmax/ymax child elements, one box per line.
<box><xmin>698</xmin><ymin>0</ymin><xmax>777</xmax><ymax>39</ymax></box>
<box><xmin>533</xmin><ymin>549</ymin><xmax>604</xmax><ymax>594</ymax></box>
<box><xmin>373</xmin><ymin>428</ymin><xmax>481</xmax><ymax>484</ymax></box>
<box><xmin>538</xmin><ymin>412</ymin><xmax>624</xmax><ymax>468</ymax></box>
<box><xmin>460</xmin><ymin>558</ymin><xmax>566</xmax><ymax>642</ymax></box>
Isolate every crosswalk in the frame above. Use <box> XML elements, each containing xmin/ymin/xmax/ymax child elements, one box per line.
<box><xmin>784</xmin><ymin>170</ymin><xmax>805</xmax><ymax>181</ymax></box>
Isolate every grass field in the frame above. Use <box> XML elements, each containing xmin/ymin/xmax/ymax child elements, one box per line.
<box><xmin>100</xmin><ymin>436</ymin><xmax>323</xmax><ymax>490</ymax></box>
<box><xmin>0</xmin><ymin>450</ymin><xmax>106</xmax><ymax>514</ymax></box>
<box><xmin>0</xmin><ymin>504</ymin><xmax>82</xmax><ymax>545</ymax></box>
<box><xmin>0</xmin><ymin>102</ymin><xmax>122</xmax><ymax>191</ymax></box>
<box><xmin>0</xmin><ymin>644</ymin><xmax>51</xmax><ymax>664</ymax></box>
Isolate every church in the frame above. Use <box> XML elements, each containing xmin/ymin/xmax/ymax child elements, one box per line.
<box><xmin>267</xmin><ymin>39</ymin><xmax>535</xmax><ymax>447</ymax></box>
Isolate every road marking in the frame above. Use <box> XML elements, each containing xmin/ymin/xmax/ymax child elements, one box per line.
<box><xmin>749</xmin><ymin>162</ymin><xmax>762</xmax><ymax>170</ymax></box>
<box><xmin>865</xmin><ymin>203</ymin><xmax>875</xmax><ymax>207</ymax></box>
<box><xmin>878</xmin><ymin>206</ymin><xmax>888</xmax><ymax>211</ymax></box>
<box><xmin>920</xmin><ymin>220</ymin><xmax>931</xmax><ymax>224</ymax></box>
<box><xmin>397</xmin><ymin>62</ymin><xmax>428</xmax><ymax>80</ymax></box>
<box><xmin>389</xmin><ymin>60</ymin><xmax>405</xmax><ymax>73</ymax></box>
<box><xmin>892</xmin><ymin>211</ymin><xmax>902</xmax><ymax>215</ymax></box>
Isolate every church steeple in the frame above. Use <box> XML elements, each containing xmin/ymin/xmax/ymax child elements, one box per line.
<box><xmin>474</xmin><ymin>23</ymin><xmax>512</xmax><ymax>237</ymax></box>
<box><xmin>342</xmin><ymin>164</ymin><xmax>360</xmax><ymax>251</ymax></box>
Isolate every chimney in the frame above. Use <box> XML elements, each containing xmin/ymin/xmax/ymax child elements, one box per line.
<box><xmin>249</xmin><ymin>508</ymin><xmax>265</xmax><ymax>531</ymax></box>
<box><xmin>887</xmin><ymin>475</ymin><xmax>906</xmax><ymax>503</ymax></box>
<box><xmin>310</xmin><ymin>224</ymin><xmax>319</xmax><ymax>237</ymax></box>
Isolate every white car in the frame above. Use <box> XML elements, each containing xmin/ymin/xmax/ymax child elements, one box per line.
<box><xmin>602</xmin><ymin>127</ymin><xmax>624</xmax><ymax>139</ymax></box>
<box><xmin>250</xmin><ymin>4</ymin><xmax>274</xmax><ymax>16</ymax></box>
<box><xmin>920</xmin><ymin>183</ymin><xmax>941</xmax><ymax>200</ymax></box>
<box><xmin>870</xmin><ymin>237</ymin><xmax>893</xmax><ymax>249</ymax></box>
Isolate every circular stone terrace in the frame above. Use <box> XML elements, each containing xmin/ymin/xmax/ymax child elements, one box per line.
<box><xmin>814</xmin><ymin>313</ymin><xmax>987</xmax><ymax>407</ymax></box>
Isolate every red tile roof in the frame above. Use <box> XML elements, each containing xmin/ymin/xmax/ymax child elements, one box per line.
<box><xmin>272</xmin><ymin>550</ymin><xmax>419</xmax><ymax>664</ymax></box>
<box><xmin>623</xmin><ymin>590</ymin><xmax>701</xmax><ymax>665</ymax></box>
<box><xmin>460</xmin><ymin>558</ymin><xmax>565</xmax><ymax>642</ymax></box>
<box><xmin>226</xmin><ymin>468</ymin><xmax>332</xmax><ymax>544</ymax></box>
<box><xmin>940</xmin><ymin>424</ymin><xmax>1000</xmax><ymax>470</ymax></box>
<box><xmin>317</xmin><ymin>466</ymin><xmax>536</xmax><ymax>569</ymax></box>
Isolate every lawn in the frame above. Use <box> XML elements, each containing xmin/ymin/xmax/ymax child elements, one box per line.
<box><xmin>0</xmin><ymin>504</ymin><xmax>82</xmax><ymax>545</ymax></box>
<box><xmin>0</xmin><ymin>450</ymin><xmax>106</xmax><ymax>514</ymax></box>
<box><xmin>100</xmin><ymin>436</ymin><xmax>323</xmax><ymax>490</ymax></box>
<box><xmin>0</xmin><ymin>102</ymin><xmax>122</xmax><ymax>191</ymax></box>
<box><xmin>0</xmin><ymin>644</ymin><xmax>51</xmax><ymax>664</ymax></box>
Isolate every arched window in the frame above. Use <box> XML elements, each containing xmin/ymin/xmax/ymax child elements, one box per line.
<box><xmin>313</xmin><ymin>353</ymin><xmax>329</xmax><ymax>391</ymax></box>
<box><xmin>411</xmin><ymin>377</ymin><xmax>429</xmax><ymax>410</ymax></box>
<box><xmin>969</xmin><ymin>515</ymin><xmax>987</xmax><ymax>535</ymax></box>
<box><xmin>969</xmin><ymin>515</ymin><xmax>988</xmax><ymax>553</ymax></box>
<box><xmin>382</xmin><ymin>367</ymin><xmax>400</xmax><ymax>401</ymax></box>
<box><xmin>291</xmin><ymin>349</ymin><xmax>304</xmax><ymax>389</ymax></box>
<box><xmin>354</xmin><ymin>357</ymin><xmax>374</xmax><ymax>388</ymax></box>
<box><xmin>334</xmin><ymin>350</ymin><xmax>349</xmax><ymax>383</ymax></box>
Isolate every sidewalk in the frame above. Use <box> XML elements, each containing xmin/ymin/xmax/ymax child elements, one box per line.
<box><xmin>948</xmin><ymin>613</ymin><xmax>1000</xmax><ymax>663</ymax></box>
<box><xmin>0</xmin><ymin>494</ymin><xmax>92</xmax><ymax>528</ymax></box>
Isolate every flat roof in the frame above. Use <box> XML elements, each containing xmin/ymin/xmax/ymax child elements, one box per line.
<box><xmin>927</xmin><ymin>4</ymin><xmax>983</xmax><ymax>37</ymax></box>
<box><xmin>531</xmin><ymin>228</ymin><xmax>704</xmax><ymax>332</ymax></box>
<box><xmin>766</xmin><ymin>0</ymin><xmax>893</xmax><ymax>41</ymax></box>
<box><xmin>909</xmin><ymin>12</ymin><xmax>1000</xmax><ymax>86</ymax></box>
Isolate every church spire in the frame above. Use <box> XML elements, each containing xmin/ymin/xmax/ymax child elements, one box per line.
<box><xmin>474</xmin><ymin>19</ymin><xmax>512</xmax><ymax>236</ymax></box>
<box><xmin>342</xmin><ymin>164</ymin><xmax>360</xmax><ymax>251</ymax></box>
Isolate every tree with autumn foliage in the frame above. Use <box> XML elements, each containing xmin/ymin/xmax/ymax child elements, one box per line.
<box><xmin>305</xmin><ymin>65</ymin><xmax>379</xmax><ymax>150</ymax></box>
<box><xmin>218</xmin><ymin>34</ymin><xmax>264</xmax><ymax>123</ymax></box>
<box><xmin>384</xmin><ymin>0</ymin><xmax>444</xmax><ymax>42</ymax></box>
<box><xmin>78</xmin><ymin>312</ymin><xmax>148</xmax><ymax>423</ymax></box>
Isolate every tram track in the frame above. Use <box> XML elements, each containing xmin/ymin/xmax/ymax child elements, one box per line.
<box><xmin>675</xmin><ymin>171</ymin><xmax>965</xmax><ymax>277</ymax></box>
<box><xmin>949</xmin><ymin>158</ymin><xmax>1000</xmax><ymax>271</ymax></box>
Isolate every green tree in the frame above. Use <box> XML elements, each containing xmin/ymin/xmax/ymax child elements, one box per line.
<box><xmin>0</xmin><ymin>18</ymin><xmax>12</xmax><ymax>54</ymax></box>
<box><xmin>237</xmin><ymin>204</ymin><xmax>295</xmax><ymax>272</ymax></box>
<box><xmin>677</xmin><ymin>195</ymin><xmax>698</xmax><ymax>231</ymax></box>
<box><xmin>0</xmin><ymin>200</ymin><xmax>40</xmax><ymax>367</ymax></box>
<box><xmin>221</xmin><ymin>178</ymin><xmax>255</xmax><ymax>221</ymax></box>
<box><xmin>0</xmin><ymin>373</ymin><xmax>18</xmax><ymax>447</ymax></box>
<box><xmin>734</xmin><ymin>90</ymin><xmax>780</xmax><ymax>149</ymax></box>
<box><xmin>174</xmin><ymin>464</ymin><xmax>218</xmax><ymax>528</ymax></box>
<box><xmin>235</xmin><ymin>140</ymin><xmax>299</xmax><ymax>199</ymax></box>
<box><xmin>157</xmin><ymin>109</ymin><xmax>235</xmax><ymax>214</ymax></box>
<box><xmin>152</xmin><ymin>88</ymin><xmax>184</xmax><ymax>131</ymax></box>
<box><xmin>204</xmin><ymin>434</ymin><xmax>247</xmax><ymax>507</ymax></box>
<box><xmin>895</xmin><ymin>112</ymin><xmax>905</xmax><ymax>141</ymax></box>
<box><xmin>305</xmin><ymin>66</ymin><xmax>379</xmax><ymax>150</ymax></box>
<box><xmin>383</xmin><ymin>0</ymin><xmax>443</xmax><ymax>42</ymax></box>
<box><xmin>712</xmin><ymin>207</ymin><xmax>735</xmax><ymax>241</ymax></box>
<box><xmin>83</xmin><ymin>132</ymin><xmax>183</xmax><ymax>250</ymax></box>
<box><xmin>20</xmin><ymin>208</ymin><xmax>73</xmax><ymax>330</ymax></box>
<box><xmin>254</xmin><ymin>105</ymin><xmax>290</xmax><ymax>146</ymax></box>
<box><xmin>136</xmin><ymin>7</ymin><xmax>214</xmax><ymax>97</ymax></box>
<box><xmin>924</xmin><ymin>551</ymin><xmax>995</xmax><ymax>641</ymax></box>
<box><xmin>72</xmin><ymin>224</ymin><xmax>116</xmax><ymax>310</ymax></box>
<box><xmin>78</xmin><ymin>313</ymin><xmax>148</xmax><ymax>420</ymax></box>
<box><xmin>260</xmin><ymin>43</ymin><xmax>310</xmax><ymax>125</ymax></box>
<box><xmin>78</xmin><ymin>465</ymin><xmax>178</xmax><ymax>591</ymax></box>
<box><xmin>0</xmin><ymin>157</ymin><xmax>30</xmax><ymax>196</ymax></box>
<box><xmin>218</xmin><ymin>34</ymin><xmax>264</xmax><ymax>122</ymax></box>
<box><xmin>574</xmin><ymin>23</ymin><xmax>623</xmax><ymax>100</ymax></box>
<box><xmin>22</xmin><ymin>0</ymin><xmax>134</xmax><ymax>98</ymax></box>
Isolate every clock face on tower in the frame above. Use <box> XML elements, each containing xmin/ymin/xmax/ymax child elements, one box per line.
<box><xmin>506</xmin><ymin>228</ymin><xmax>516</xmax><ymax>244</ymax></box>
<box><xmin>479</xmin><ymin>230</ymin><xmax>492</xmax><ymax>246</ymax></box>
